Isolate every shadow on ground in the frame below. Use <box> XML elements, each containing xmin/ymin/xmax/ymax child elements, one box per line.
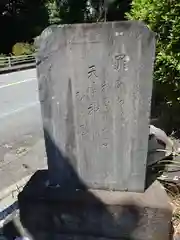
<box><xmin>0</xmin><ymin>128</ymin><xmax>173</xmax><ymax>239</ymax></box>
<box><xmin>6</xmin><ymin>130</ymin><xmax>141</xmax><ymax>240</ymax></box>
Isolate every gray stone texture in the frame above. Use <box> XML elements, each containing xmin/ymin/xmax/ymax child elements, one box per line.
<box><xmin>36</xmin><ymin>21</ymin><xmax>155</xmax><ymax>192</ymax></box>
<box><xmin>18</xmin><ymin>171</ymin><xmax>172</xmax><ymax>240</ymax></box>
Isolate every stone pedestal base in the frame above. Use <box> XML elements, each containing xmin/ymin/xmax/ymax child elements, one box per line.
<box><xmin>18</xmin><ymin>170</ymin><xmax>172</xmax><ymax>240</ymax></box>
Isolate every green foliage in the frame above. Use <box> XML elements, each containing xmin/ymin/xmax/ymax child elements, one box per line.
<box><xmin>54</xmin><ymin>0</ymin><xmax>131</xmax><ymax>23</ymax></box>
<box><xmin>57</xmin><ymin>0</ymin><xmax>88</xmax><ymax>24</ymax></box>
<box><xmin>0</xmin><ymin>0</ymin><xmax>132</xmax><ymax>54</ymax></box>
<box><xmin>89</xmin><ymin>0</ymin><xmax>131</xmax><ymax>22</ymax></box>
<box><xmin>0</xmin><ymin>53</ymin><xmax>8</xmax><ymax>68</ymax></box>
<box><xmin>12</xmin><ymin>42</ymin><xmax>35</xmax><ymax>56</ymax></box>
<box><xmin>0</xmin><ymin>54</ymin><xmax>7</xmax><ymax>57</ymax></box>
<box><xmin>0</xmin><ymin>0</ymin><xmax>49</xmax><ymax>54</ymax></box>
<box><xmin>46</xmin><ymin>0</ymin><xmax>61</xmax><ymax>24</ymax></box>
<box><xmin>127</xmin><ymin>0</ymin><xmax>180</xmax><ymax>109</ymax></box>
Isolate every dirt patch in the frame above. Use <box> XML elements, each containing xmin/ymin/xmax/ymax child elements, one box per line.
<box><xmin>162</xmin><ymin>182</ymin><xmax>180</xmax><ymax>239</ymax></box>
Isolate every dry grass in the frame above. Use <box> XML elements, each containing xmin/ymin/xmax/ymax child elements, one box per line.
<box><xmin>172</xmin><ymin>196</ymin><xmax>180</xmax><ymax>228</ymax></box>
<box><xmin>161</xmin><ymin>181</ymin><xmax>180</xmax><ymax>238</ymax></box>
<box><xmin>170</xmin><ymin>194</ymin><xmax>180</xmax><ymax>239</ymax></box>
<box><xmin>153</xmin><ymin>143</ymin><xmax>180</xmax><ymax>238</ymax></box>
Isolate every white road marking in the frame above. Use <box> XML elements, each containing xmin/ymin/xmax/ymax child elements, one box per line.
<box><xmin>0</xmin><ymin>78</ymin><xmax>36</xmax><ymax>90</ymax></box>
<box><xmin>0</xmin><ymin>102</ymin><xmax>39</xmax><ymax>119</ymax></box>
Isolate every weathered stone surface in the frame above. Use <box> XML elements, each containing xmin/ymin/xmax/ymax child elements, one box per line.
<box><xmin>36</xmin><ymin>21</ymin><xmax>155</xmax><ymax>192</ymax></box>
<box><xmin>27</xmin><ymin>233</ymin><xmax>126</xmax><ymax>240</ymax></box>
<box><xmin>18</xmin><ymin>170</ymin><xmax>172</xmax><ymax>240</ymax></box>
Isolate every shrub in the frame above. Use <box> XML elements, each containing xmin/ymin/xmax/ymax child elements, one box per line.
<box><xmin>12</xmin><ymin>42</ymin><xmax>35</xmax><ymax>56</ymax></box>
<box><xmin>0</xmin><ymin>53</ymin><xmax>8</xmax><ymax>68</ymax></box>
<box><xmin>127</xmin><ymin>0</ymin><xmax>180</xmax><ymax>133</ymax></box>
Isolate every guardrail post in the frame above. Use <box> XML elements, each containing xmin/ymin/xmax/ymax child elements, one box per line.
<box><xmin>0</xmin><ymin>54</ymin><xmax>36</xmax><ymax>70</ymax></box>
<box><xmin>8</xmin><ymin>57</ymin><xmax>11</xmax><ymax>67</ymax></box>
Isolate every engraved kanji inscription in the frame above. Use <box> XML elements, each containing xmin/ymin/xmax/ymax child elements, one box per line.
<box><xmin>116</xmin><ymin>79</ymin><xmax>122</xmax><ymax>89</ymax></box>
<box><xmin>79</xmin><ymin>123</ymin><xmax>89</xmax><ymax>136</ymax></box>
<box><xmin>76</xmin><ymin>91</ymin><xmax>85</xmax><ymax>101</ymax></box>
<box><xmin>87</xmin><ymin>86</ymin><xmax>97</xmax><ymax>98</ymax></box>
<box><xmin>88</xmin><ymin>102</ymin><xmax>100</xmax><ymax>115</ymax></box>
<box><xmin>101</xmin><ymin>81</ymin><xmax>109</xmax><ymax>92</ymax></box>
<box><xmin>114</xmin><ymin>54</ymin><xmax>129</xmax><ymax>71</ymax></box>
<box><xmin>88</xmin><ymin>65</ymin><xmax>98</xmax><ymax>78</ymax></box>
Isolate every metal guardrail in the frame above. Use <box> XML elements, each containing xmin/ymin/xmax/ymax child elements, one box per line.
<box><xmin>0</xmin><ymin>55</ymin><xmax>36</xmax><ymax>69</ymax></box>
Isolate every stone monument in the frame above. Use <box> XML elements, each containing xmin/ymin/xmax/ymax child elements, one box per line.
<box><xmin>37</xmin><ymin>21</ymin><xmax>154</xmax><ymax>192</ymax></box>
<box><xmin>18</xmin><ymin>21</ymin><xmax>173</xmax><ymax>240</ymax></box>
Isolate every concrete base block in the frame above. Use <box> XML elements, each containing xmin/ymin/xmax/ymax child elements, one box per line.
<box><xmin>18</xmin><ymin>170</ymin><xmax>173</xmax><ymax>240</ymax></box>
<box><xmin>27</xmin><ymin>233</ymin><xmax>127</xmax><ymax>240</ymax></box>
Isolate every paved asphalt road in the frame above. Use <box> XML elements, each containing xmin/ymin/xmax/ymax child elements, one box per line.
<box><xmin>0</xmin><ymin>68</ymin><xmax>46</xmax><ymax>191</ymax></box>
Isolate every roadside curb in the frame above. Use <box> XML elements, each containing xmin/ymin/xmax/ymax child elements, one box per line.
<box><xmin>0</xmin><ymin>175</ymin><xmax>32</xmax><ymax>228</ymax></box>
<box><xmin>0</xmin><ymin>174</ymin><xmax>32</xmax><ymax>206</ymax></box>
<box><xmin>0</xmin><ymin>64</ymin><xmax>36</xmax><ymax>75</ymax></box>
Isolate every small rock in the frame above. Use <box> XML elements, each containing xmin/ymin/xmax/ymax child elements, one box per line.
<box><xmin>22</xmin><ymin>164</ymin><xmax>29</xmax><ymax>169</ymax></box>
<box><xmin>174</xmin><ymin>233</ymin><xmax>180</xmax><ymax>240</ymax></box>
<box><xmin>16</xmin><ymin>147</ymin><xmax>28</xmax><ymax>156</ymax></box>
<box><xmin>177</xmin><ymin>148</ymin><xmax>180</xmax><ymax>154</ymax></box>
<box><xmin>4</xmin><ymin>144</ymin><xmax>12</xmax><ymax>149</ymax></box>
